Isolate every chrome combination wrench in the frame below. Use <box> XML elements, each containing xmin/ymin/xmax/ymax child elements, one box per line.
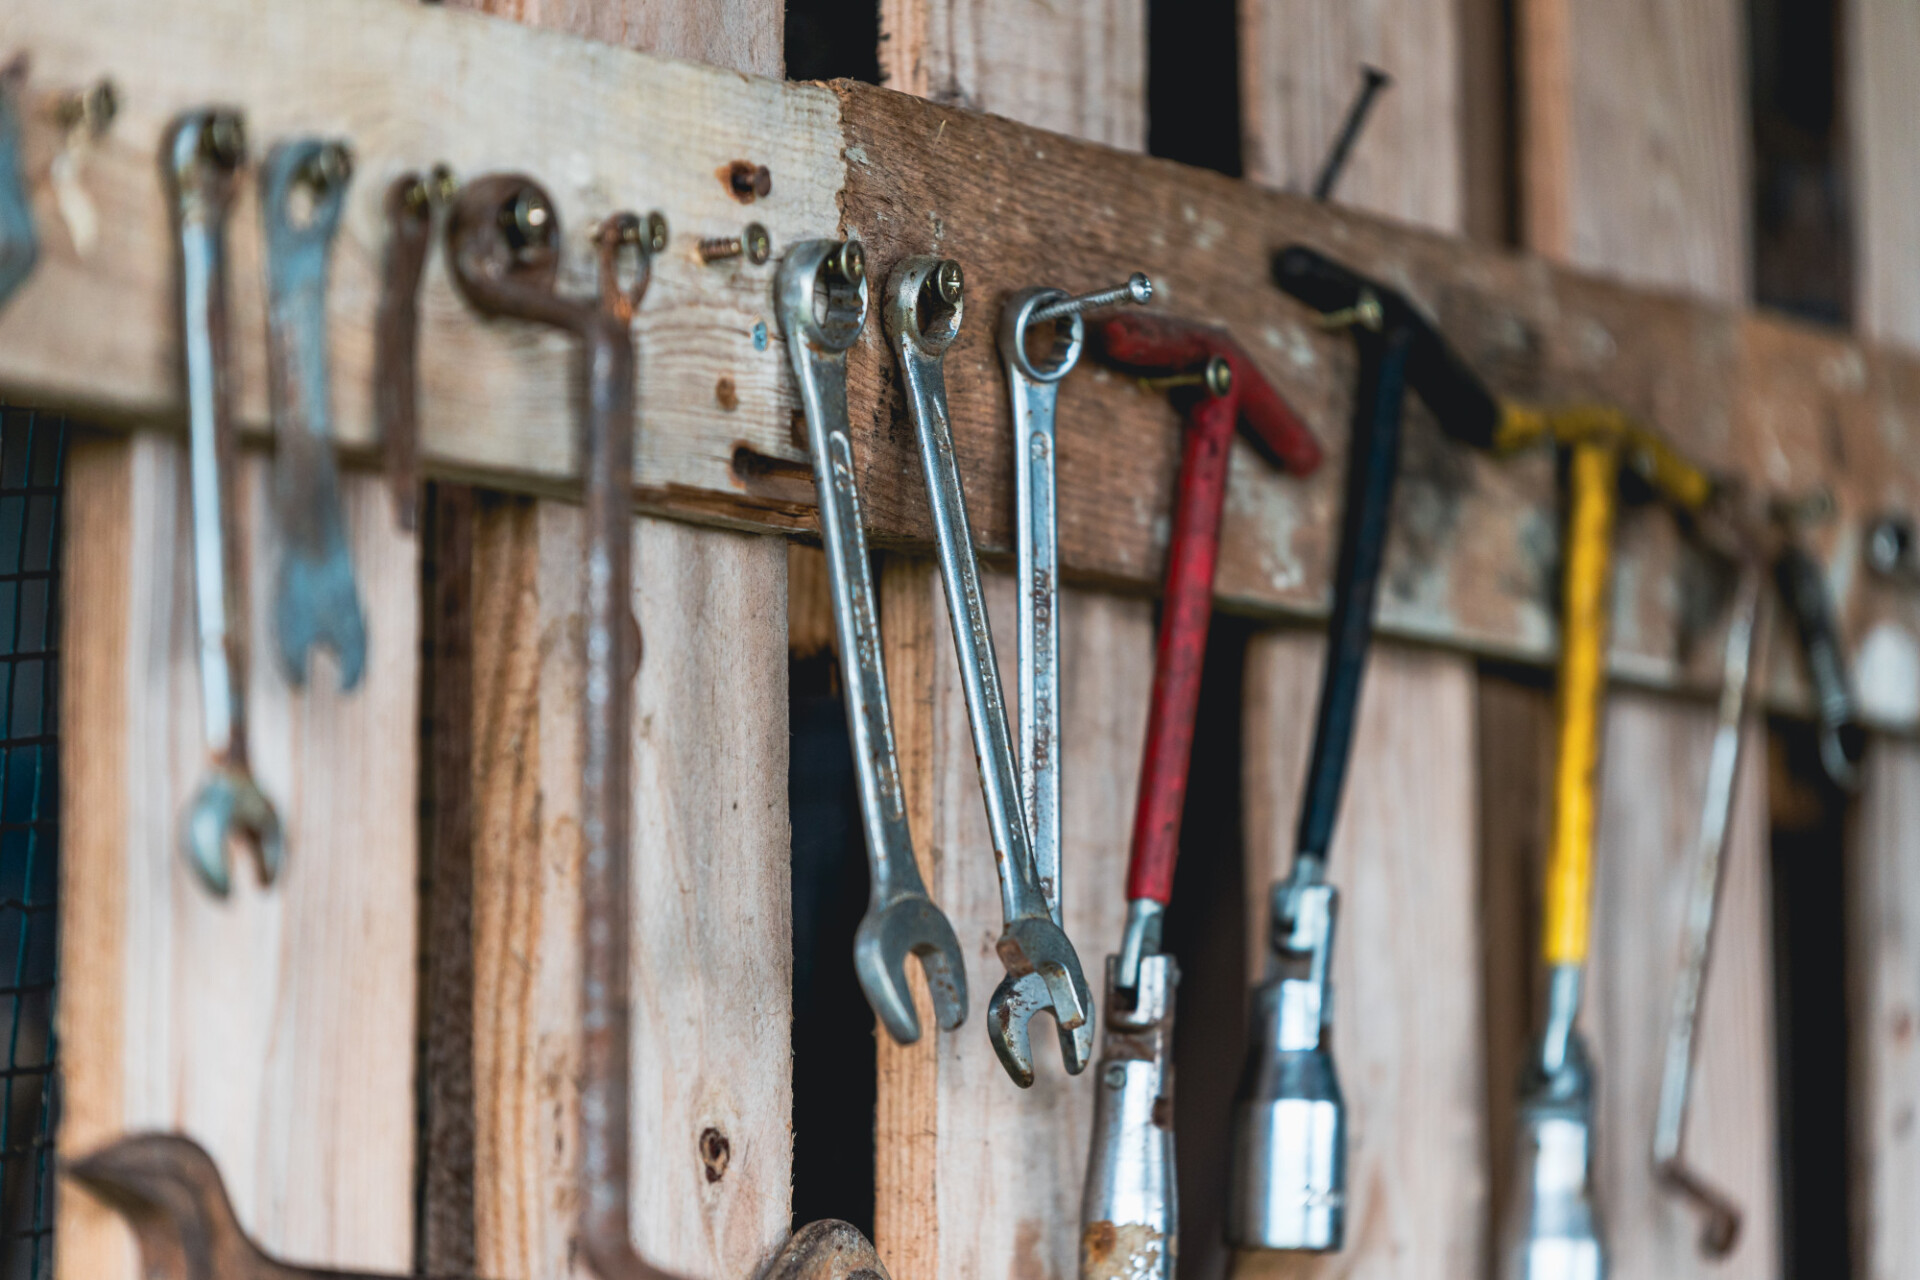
<box><xmin>995</xmin><ymin>277</ymin><xmax>1151</xmax><ymax>1083</ymax></box>
<box><xmin>777</xmin><ymin>239</ymin><xmax>968</xmax><ymax>1045</ymax></box>
<box><xmin>886</xmin><ymin>255</ymin><xmax>1094</xmax><ymax>1086</ymax></box>
<box><xmin>167</xmin><ymin>110</ymin><xmax>284</xmax><ymax>895</ymax></box>
<box><xmin>262</xmin><ymin>139</ymin><xmax>367</xmax><ymax>690</ymax></box>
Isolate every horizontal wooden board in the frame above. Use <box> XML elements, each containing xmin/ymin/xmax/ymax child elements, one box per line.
<box><xmin>5</xmin><ymin>0</ymin><xmax>1920</xmax><ymax>729</ymax></box>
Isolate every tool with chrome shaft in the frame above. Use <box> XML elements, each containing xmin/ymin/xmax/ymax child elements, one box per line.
<box><xmin>73</xmin><ymin>180</ymin><xmax>895</xmax><ymax>1280</ymax></box>
<box><xmin>1651</xmin><ymin>558</ymin><xmax>1766</xmax><ymax>1257</ymax></box>
<box><xmin>262</xmin><ymin>138</ymin><xmax>368</xmax><ymax>690</ymax></box>
<box><xmin>993</xmin><ymin>272</ymin><xmax>1153</xmax><ymax>1081</ymax></box>
<box><xmin>779</xmin><ymin>239</ymin><xmax>968</xmax><ymax>1045</ymax></box>
<box><xmin>1228</xmin><ymin>247</ymin><xmax>1506</xmax><ymax>1252</ymax></box>
<box><xmin>166</xmin><ymin>110</ymin><xmax>285</xmax><ymax>897</ymax></box>
<box><xmin>1082</xmin><ymin>311</ymin><xmax>1320</xmax><ymax>1276</ymax></box>
<box><xmin>886</xmin><ymin>255</ymin><xmax>1095</xmax><ymax>1086</ymax></box>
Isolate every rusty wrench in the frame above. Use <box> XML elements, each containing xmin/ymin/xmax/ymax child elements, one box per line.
<box><xmin>776</xmin><ymin>239</ymin><xmax>968</xmax><ymax>1045</ymax></box>
<box><xmin>262</xmin><ymin>139</ymin><xmax>367</xmax><ymax>690</ymax></box>
<box><xmin>167</xmin><ymin>110</ymin><xmax>284</xmax><ymax>897</ymax></box>
<box><xmin>991</xmin><ymin>275</ymin><xmax>1152</xmax><ymax>1081</ymax></box>
<box><xmin>1652</xmin><ymin>558</ymin><xmax>1766</xmax><ymax>1256</ymax></box>
<box><xmin>0</xmin><ymin>58</ymin><xmax>37</xmax><ymax>307</ymax></box>
<box><xmin>886</xmin><ymin>256</ymin><xmax>1094</xmax><ymax>1086</ymax></box>
<box><xmin>375</xmin><ymin>170</ymin><xmax>447</xmax><ymax>534</ymax></box>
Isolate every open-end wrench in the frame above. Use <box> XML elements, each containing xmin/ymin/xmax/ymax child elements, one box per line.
<box><xmin>0</xmin><ymin>58</ymin><xmax>37</xmax><ymax>307</ymax></box>
<box><xmin>885</xmin><ymin>255</ymin><xmax>1094</xmax><ymax>1087</ymax></box>
<box><xmin>1652</xmin><ymin>558</ymin><xmax>1766</xmax><ymax>1257</ymax></box>
<box><xmin>776</xmin><ymin>239</ymin><xmax>967</xmax><ymax>1045</ymax></box>
<box><xmin>167</xmin><ymin>110</ymin><xmax>284</xmax><ymax>897</ymax></box>
<box><xmin>992</xmin><ymin>274</ymin><xmax>1152</xmax><ymax>1081</ymax></box>
<box><xmin>375</xmin><ymin>169</ymin><xmax>448</xmax><ymax>534</ymax></box>
<box><xmin>262</xmin><ymin>139</ymin><xmax>367</xmax><ymax>690</ymax></box>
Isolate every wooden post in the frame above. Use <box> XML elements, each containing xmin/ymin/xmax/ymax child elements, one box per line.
<box><xmin>57</xmin><ymin>441</ymin><xmax>422</xmax><ymax>1279</ymax></box>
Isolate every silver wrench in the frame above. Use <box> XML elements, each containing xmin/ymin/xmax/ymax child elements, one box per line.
<box><xmin>262</xmin><ymin>139</ymin><xmax>367</xmax><ymax>690</ymax></box>
<box><xmin>885</xmin><ymin>255</ymin><xmax>1094</xmax><ymax>1086</ymax></box>
<box><xmin>1651</xmin><ymin>559</ymin><xmax>1767</xmax><ymax>1256</ymax></box>
<box><xmin>776</xmin><ymin>239</ymin><xmax>968</xmax><ymax>1045</ymax></box>
<box><xmin>167</xmin><ymin>110</ymin><xmax>284</xmax><ymax>895</ymax></box>
<box><xmin>993</xmin><ymin>276</ymin><xmax>1151</xmax><ymax>1081</ymax></box>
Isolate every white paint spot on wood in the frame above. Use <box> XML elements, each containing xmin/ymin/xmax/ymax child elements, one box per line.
<box><xmin>1857</xmin><ymin>622</ymin><xmax>1920</xmax><ymax>725</ymax></box>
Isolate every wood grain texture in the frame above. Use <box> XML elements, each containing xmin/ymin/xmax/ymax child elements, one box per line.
<box><xmin>1851</xmin><ymin>741</ymin><xmax>1920</xmax><ymax>1280</ymax></box>
<box><xmin>875</xmin><ymin>559</ymin><xmax>1155</xmax><ymax>1280</ymax></box>
<box><xmin>468</xmin><ymin>501</ymin><xmax>795</xmax><ymax>1280</ymax></box>
<box><xmin>1237</xmin><ymin>0</ymin><xmax>1464</xmax><ymax>234</ymax></box>
<box><xmin>1850</xmin><ymin>0</ymin><xmax>1920</xmax><ymax>351</ymax></box>
<box><xmin>442</xmin><ymin>0</ymin><xmax>781</xmax><ymax>78</ymax></box>
<box><xmin>1583</xmin><ymin>690</ymin><xmax>1779</xmax><ymax>1279</ymax></box>
<box><xmin>56</xmin><ymin>437</ymin><xmax>421</xmax><ymax>1277</ymax></box>
<box><xmin>1237</xmin><ymin>635</ymin><xmax>1486</xmax><ymax>1279</ymax></box>
<box><xmin>6</xmin><ymin>0</ymin><xmax>1920</xmax><ymax>716</ymax></box>
<box><xmin>878</xmin><ymin>0</ymin><xmax>1145</xmax><ymax>150</ymax></box>
<box><xmin>1517</xmin><ymin>0</ymin><xmax>1749</xmax><ymax>304</ymax></box>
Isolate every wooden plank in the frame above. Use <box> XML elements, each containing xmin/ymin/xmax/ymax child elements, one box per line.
<box><xmin>442</xmin><ymin>0</ymin><xmax>782</xmax><ymax>79</ymax></box>
<box><xmin>1237</xmin><ymin>0</ymin><xmax>1465</xmax><ymax>234</ymax></box>
<box><xmin>468</xmin><ymin>501</ymin><xmax>795</xmax><ymax>1280</ymax></box>
<box><xmin>1851</xmin><ymin>740</ymin><xmax>1920</xmax><ymax>1280</ymax></box>
<box><xmin>6</xmin><ymin>0</ymin><xmax>1920</xmax><ymax>719</ymax></box>
<box><xmin>56</xmin><ymin>437</ymin><xmax>421</xmax><ymax>1277</ymax></box>
<box><xmin>1237</xmin><ymin>635</ymin><xmax>1486</xmax><ymax>1279</ymax></box>
<box><xmin>1516</xmin><ymin>0</ymin><xmax>1748</xmax><ymax>303</ymax></box>
<box><xmin>1583</xmin><ymin>691</ymin><xmax>1779</xmax><ymax>1279</ymax></box>
<box><xmin>875</xmin><ymin>560</ymin><xmax>1155</xmax><ymax>1280</ymax></box>
<box><xmin>878</xmin><ymin>0</ymin><xmax>1145</xmax><ymax>150</ymax></box>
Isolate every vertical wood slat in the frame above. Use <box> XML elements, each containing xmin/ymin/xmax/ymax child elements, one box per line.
<box><xmin>442</xmin><ymin>0</ymin><xmax>783</xmax><ymax>78</ymax></box>
<box><xmin>57</xmin><ymin>440</ymin><xmax>421</xmax><ymax>1278</ymax></box>
<box><xmin>876</xmin><ymin>561</ymin><xmax>1155</xmax><ymax>1280</ymax></box>
<box><xmin>1847</xmin><ymin>8</ymin><xmax>1920</xmax><ymax>1274</ymax></box>
<box><xmin>469</xmin><ymin>504</ymin><xmax>794</xmax><ymax>1280</ymax></box>
<box><xmin>1237</xmin><ymin>0</ymin><xmax>1466</xmax><ymax>235</ymax></box>
<box><xmin>1237</xmin><ymin>637</ymin><xmax>1486</xmax><ymax>1280</ymax></box>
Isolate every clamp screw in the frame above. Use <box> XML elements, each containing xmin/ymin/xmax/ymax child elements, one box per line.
<box><xmin>1029</xmin><ymin>272</ymin><xmax>1154</xmax><ymax>325</ymax></box>
<box><xmin>828</xmin><ymin>239</ymin><xmax>865</xmax><ymax>285</ymax></box>
<box><xmin>698</xmin><ymin>221</ymin><xmax>770</xmax><ymax>265</ymax></box>
<box><xmin>1140</xmin><ymin>355</ymin><xmax>1233</xmax><ymax>398</ymax></box>
<box><xmin>934</xmin><ymin>258</ymin><xmax>965</xmax><ymax>304</ymax></box>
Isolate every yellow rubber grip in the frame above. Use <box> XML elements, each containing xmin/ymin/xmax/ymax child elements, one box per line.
<box><xmin>1543</xmin><ymin>440</ymin><xmax>1619</xmax><ymax>967</ymax></box>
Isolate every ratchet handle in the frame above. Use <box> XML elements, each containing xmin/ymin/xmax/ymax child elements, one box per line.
<box><xmin>1544</xmin><ymin>440</ymin><xmax>1620</xmax><ymax>967</ymax></box>
<box><xmin>1125</xmin><ymin>390</ymin><xmax>1240</xmax><ymax>905</ymax></box>
<box><xmin>1293</xmin><ymin>325</ymin><xmax>1414</xmax><ymax>863</ymax></box>
<box><xmin>1272</xmin><ymin>245</ymin><xmax>1502</xmax><ymax>451</ymax></box>
<box><xmin>1098</xmin><ymin>312</ymin><xmax>1324</xmax><ymax>476</ymax></box>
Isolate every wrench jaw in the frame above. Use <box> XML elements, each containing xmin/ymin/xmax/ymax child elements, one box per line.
<box><xmin>988</xmin><ymin>917</ymin><xmax>1095</xmax><ymax>1086</ymax></box>
<box><xmin>853</xmin><ymin>893</ymin><xmax>970</xmax><ymax>1044</ymax></box>
<box><xmin>184</xmin><ymin>764</ymin><xmax>286</xmax><ymax>897</ymax></box>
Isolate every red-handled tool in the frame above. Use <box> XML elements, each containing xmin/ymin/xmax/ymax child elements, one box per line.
<box><xmin>1095</xmin><ymin>313</ymin><xmax>1322</xmax><ymax>995</ymax></box>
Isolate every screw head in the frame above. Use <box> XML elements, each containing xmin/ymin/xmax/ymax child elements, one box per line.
<box><xmin>302</xmin><ymin>142</ymin><xmax>353</xmax><ymax>192</ymax></box>
<box><xmin>643</xmin><ymin>211</ymin><xmax>669</xmax><ymax>254</ymax></box>
<box><xmin>1202</xmin><ymin>355</ymin><xmax>1233</xmax><ymax>397</ymax></box>
<box><xmin>830</xmin><ymin>239</ymin><xmax>865</xmax><ymax>285</ymax></box>
<box><xmin>201</xmin><ymin>112</ymin><xmax>246</xmax><ymax>169</ymax></box>
<box><xmin>430</xmin><ymin>164</ymin><xmax>457</xmax><ymax>205</ymax></box>
<box><xmin>500</xmin><ymin>187</ymin><xmax>555</xmax><ymax>253</ymax></box>
<box><xmin>1104</xmin><ymin>1063</ymin><xmax>1127</xmax><ymax>1089</ymax></box>
<box><xmin>743</xmin><ymin>222</ymin><xmax>771</xmax><ymax>265</ymax></box>
<box><xmin>934</xmin><ymin>258</ymin><xmax>964</xmax><ymax>305</ymax></box>
<box><xmin>1125</xmin><ymin>272</ymin><xmax>1154</xmax><ymax>304</ymax></box>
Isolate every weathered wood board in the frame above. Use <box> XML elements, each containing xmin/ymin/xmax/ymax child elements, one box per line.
<box><xmin>1237</xmin><ymin>636</ymin><xmax>1487</xmax><ymax>1279</ymax></box>
<box><xmin>4</xmin><ymin>0</ymin><xmax>1920</xmax><ymax>723</ymax></box>
<box><xmin>874</xmin><ymin>561</ymin><xmax>1154</xmax><ymax>1280</ymax></box>
<box><xmin>56</xmin><ymin>438</ymin><xmax>420</xmax><ymax>1279</ymax></box>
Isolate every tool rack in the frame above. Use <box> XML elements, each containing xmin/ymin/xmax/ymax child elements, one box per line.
<box><xmin>6</xmin><ymin>0</ymin><xmax>1919</xmax><ymax>1277</ymax></box>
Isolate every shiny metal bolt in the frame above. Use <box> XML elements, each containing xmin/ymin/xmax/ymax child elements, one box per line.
<box><xmin>828</xmin><ymin>239</ymin><xmax>865</xmax><ymax>285</ymax></box>
<box><xmin>500</xmin><ymin>187</ymin><xmax>554</xmax><ymax>253</ymax></box>
<box><xmin>1029</xmin><ymin>272</ymin><xmax>1153</xmax><ymax>325</ymax></box>
<box><xmin>1141</xmin><ymin>355</ymin><xmax>1233</xmax><ymax>399</ymax></box>
<box><xmin>699</xmin><ymin>221</ymin><xmax>770</xmax><ymax>265</ymax></box>
<box><xmin>200</xmin><ymin>111</ymin><xmax>246</xmax><ymax>169</ymax></box>
<box><xmin>300</xmin><ymin>142</ymin><xmax>353</xmax><ymax>193</ymax></box>
<box><xmin>934</xmin><ymin>258</ymin><xmax>964</xmax><ymax>304</ymax></box>
<box><xmin>1313</xmin><ymin>289</ymin><xmax>1384</xmax><ymax>333</ymax></box>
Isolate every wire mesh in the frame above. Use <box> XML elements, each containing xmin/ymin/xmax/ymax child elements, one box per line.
<box><xmin>0</xmin><ymin>408</ymin><xmax>64</xmax><ymax>1280</ymax></box>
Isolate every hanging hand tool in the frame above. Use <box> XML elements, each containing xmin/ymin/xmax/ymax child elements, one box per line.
<box><xmin>993</xmin><ymin>273</ymin><xmax>1153</xmax><ymax>1083</ymax></box>
<box><xmin>1651</xmin><ymin>558</ymin><xmax>1766</xmax><ymax>1257</ymax></box>
<box><xmin>0</xmin><ymin>58</ymin><xmax>37</xmax><ymax>307</ymax></box>
<box><xmin>778</xmin><ymin>239</ymin><xmax>968</xmax><ymax>1046</ymax></box>
<box><xmin>375</xmin><ymin>168</ymin><xmax>450</xmax><ymax>533</ymax></box>
<box><xmin>885</xmin><ymin>255</ymin><xmax>1094</xmax><ymax>1086</ymax></box>
<box><xmin>1774</xmin><ymin>536</ymin><xmax>1863</xmax><ymax>790</ymax></box>
<box><xmin>167</xmin><ymin>109</ymin><xmax>284</xmax><ymax>897</ymax></box>
<box><xmin>1080</xmin><ymin>953</ymin><xmax>1179</xmax><ymax>1280</ymax></box>
<box><xmin>262</xmin><ymin>139</ymin><xmax>368</xmax><ymax>690</ymax></box>
<box><xmin>1229</xmin><ymin>247</ymin><xmax>1510</xmax><ymax>1253</ymax></box>
<box><xmin>1311</xmin><ymin>65</ymin><xmax>1392</xmax><ymax>203</ymax></box>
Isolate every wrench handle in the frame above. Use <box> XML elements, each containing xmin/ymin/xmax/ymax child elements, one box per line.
<box><xmin>1013</xmin><ymin>373</ymin><xmax>1063</xmax><ymax>919</ymax></box>
<box><xmin>1124</xmin><ymin>390</ymin><xmax>1239</xmax><ymax>905</ymax></box>
<box><xmin>1292</xmin><ymin>326</ymin><xmax>1413</xmax><ymax>864</ymax></box>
